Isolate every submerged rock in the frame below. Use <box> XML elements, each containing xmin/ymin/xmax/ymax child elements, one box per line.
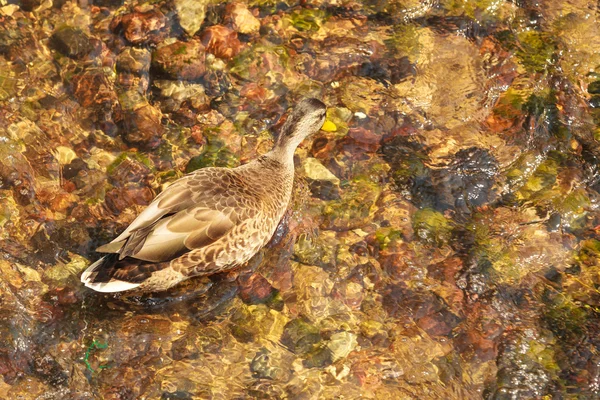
<box><xmin>321</xmin><ymin>179</ymin><xmax>381</xmax><ymax>231</ymax></box>
<box><xmin>430</xmin><ymin>147</ymin><xmax>498</xmax><ymax>214</ymax></box>
<box><xmin>50</xmin><ymin>27</ymin><xmax>94</xmax><ymax>59</ymax></box>
<box><xmin>70</xmin><ymin>71</ymin><xmax>120</xmax><ymax>134</ymax></box>
<box><xmin>301</xmin><ymin>157</ymin><xmax>340</xmax><ymax>200</ymax></box>
<box><xmin>117</xmin><ymin>47</ymin><xmax>151</xmax><ymax>76</ymax></box>
<box><xmin>121</xmin><ymin>102</ymin><xmax>164</xmax><ymax>148</ymax></box>
<box><xmin>152</xmin><ymin>40</ymin><xmax>206</xmax><ymax>81</ymax></box>
<box><xmin>225</xmin><ymin>3</ymin><xmax>260</xmax><ymax>35</ymax></box>
<box><xmin>111</xmin><ymin>10</ymin><xmax>168</xmax><ymax>45</ymax></box>
<box><xmin>201</xmin><ymin>25</ymin><xmax>242</xmax><ymax>60</ymax></box>
<box><xmin>175</xmin><ymin>0</ymin><xmax>209</xmax><ymax>37</ymax></box>
<box><xmin>117</xmin><ymin>47</ymin><xmax>151</xmax><ymax>93</ymax></box>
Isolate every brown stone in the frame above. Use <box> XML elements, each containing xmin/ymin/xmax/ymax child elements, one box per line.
<box><xmin>200</xmin><ymin>25</ymin><xmax>242</xmax><ymax>60</ymax></box>
<box><xmin>152</xmin><ymin>39</ymin><xmax>206</xmax><ymax>81</ymax></box>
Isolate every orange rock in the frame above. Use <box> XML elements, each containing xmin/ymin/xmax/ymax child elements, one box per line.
<box><xmin>201</xmin><ymin>25</ymin><xmax>242</xmax><ymax>60</ymax></box>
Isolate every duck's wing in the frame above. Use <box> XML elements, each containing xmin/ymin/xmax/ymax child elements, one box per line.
<box><xmin>116</xmin><ymin>205</ymin><xmax>238</xmax><ymax>262</ymax></box>
<box><xmin>96</xmin><ymin>173</ymin><xmax>197</xmax><ymax>253</ymax></box>
<box><xmin>96</xmin><ymin>168</ymin><xmax>242</xmax><ymax>257</ymax></box>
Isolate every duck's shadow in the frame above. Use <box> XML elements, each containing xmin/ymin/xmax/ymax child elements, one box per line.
<box><xmin>81</xmin><ymin>274</ymin><xmax>240</xmax><ymax>322</ymax></box>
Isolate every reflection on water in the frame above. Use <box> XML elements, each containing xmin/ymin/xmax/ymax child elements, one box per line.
<box><xmin>1</xmin><ymin>0</ymin><xmax>600</xmax><ymax>398</ymax></box>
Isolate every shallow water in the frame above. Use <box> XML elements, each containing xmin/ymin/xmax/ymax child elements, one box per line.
<box><xmin>1</xmin><ymin>0</ymin><xmax>600</xmax><ymax>398</ymax></box>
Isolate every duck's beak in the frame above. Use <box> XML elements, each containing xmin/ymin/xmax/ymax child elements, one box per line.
<box><xmin>321</xmin><ymin>120</ymin><xmax>337</xmax><ymax>132</ymax></box>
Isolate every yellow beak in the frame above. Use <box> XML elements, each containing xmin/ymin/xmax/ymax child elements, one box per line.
<box><xmin>321</xmin><ymin>120</ymin><xmax>337</xmax><ymax>132</ymax></box>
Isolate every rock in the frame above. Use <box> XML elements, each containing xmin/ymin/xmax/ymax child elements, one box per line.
<box><xmin>152</xmin><ymin>40</ymin><xmax>206</xmax><ymax>81</ymax></box>
<box><xmin>174</xmin><ymin>0</ymin><xmax>209</xmax><ymax>37</ymax></box>
<box><xmin>62</xmin><ymin>158</ymin><xmax>88</xmax><ymax>180</ymax></box>
<box><xmin>588</xmin><ymin>80</ymin><xmax>600</xmax><ymax>94</ymax></box>
<box><xmin>412</xmin><ymin>208</ymin><xmax>452</xmax><ymax>246</ymax></box>
<box><xmin>70</xmin><ymin>71</ymin><xmax>120</xmax><ymax>134</ymax></box>
<box><xmin>301</xmin><ymin>157</ymin><xmax>340</xmax><ymax>200</ymax></box>
<box><xmin>107</xmin><ymin>153</ymin><xmax>153</xmax><ymax>187</ymax></box>
<box><xmin>358</xmin><ymin>56</ymin><xmax>416</xmax><ymax>86</ymax></box>
<box><xmin>104</xmin><ymin>186</ymin><xmax>155</xmax><ymax>214</ymax></box>
<box><xmin>383</xmin><ymin>284</ymin><xmax>462</xmax><ymax>336</ymax></box>
<box><xmin>430</xmin><ymin>147</ymin><xmax>498</xmax><ymax>214</ymax></box>
<box><xmin>154</xmin><ymin>80</ymin><xmax>210</xmax><ymax>112</ymax></box>
<box><xmin>19</xmin><ymin>0</ymin><xmax>43</xmax><ymax>12</ymax></box>
<box><xmin>116</xmin><ymin>47</ymin><xmax>151</xmax><ymax>75</ymax></box>
<box><xmin>225</xmin><ymin>3</ymin><xmax>260</xmax><ymax>35</ymax></box>
<box><xmin>321</xmin><ymin>179</ymin><xmax>381</xmax><ymax>231</ymax></box>
<box><xmin>295</xmin><ymin>37</ymin><xmax>382</xmax><ymax>83</ymax></box>
<box><xmin>70</xmin><ymin>71</ymin><xmax>118</xmax><ymax>109</ymax></box>
<box><xmin>280</xmin><ymin>318</ymin><xmax>321</xmax><ymax>354</ymax></box>
<box><xmin>50</xmin><ymin>27</ymin><xmax>93</xmax><ymax>59</ymax></box>
<box><xmin>200</xmin><ymin>25</ymin><xmax>242</xmax><ymax>60</ymax></box>
<box><xmin>91</xmin><ymin>0</ymin><xmax>123</xmax><ymax>7</ymax></box>
<box><xmin>250</xmin><ymin>349</ymin><xmax>280</xmax><ymax>380</ymax></box>
<box><xmin>110</xmin><ymin>10</ymin><xmax>168</xmax><ymax>45</ymax></box>
<box><xmin>237</xmin><ymin>273</ymin><xmax>278</xmax><ymax>305</ymax></box>
<box><xmin>327</xmin><ymin>331</ymin><xmax>357</xmax><ymax>362</ymax></box>
<box><xmin>117</xmin><ymin>47</ymin><xmax>151</xmax><ymax>92</ymax></box>
<box><xmin>121</xmin><ymin>102</ymin><xmax>164</xmax><ymax>149</ymax></box>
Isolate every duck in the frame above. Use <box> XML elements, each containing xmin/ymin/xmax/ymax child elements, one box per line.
<box><xmin>81</xmin><ymin>98</ymin><xmax>331</xmax><ymax>292</ymax></box>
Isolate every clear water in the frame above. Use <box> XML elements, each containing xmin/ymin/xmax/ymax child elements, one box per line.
<box><xmin>1</xmin><ymin>0</ymin><xmax>600</xmax><ymax>398</ymax></box>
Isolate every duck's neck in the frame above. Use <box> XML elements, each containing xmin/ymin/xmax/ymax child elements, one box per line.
<box><xmin>265</xmin><ymin>140</ymin><xmax>298</xmax><ymax>166</ymax></box>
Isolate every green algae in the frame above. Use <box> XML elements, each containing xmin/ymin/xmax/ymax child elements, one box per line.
<box><xmin>321</xmin><ymin>179</ymin><xmax>381</xmax><ymax>231</ymax></box>
<box><xmin>385</xmin><ymin>24</ymin><xmax>422</xmax><ymax>62</ymax></box>
<box><xmin>185</xmin><ymin>135</ymin><xmax>239</xmax><ymax>171</ymax></box>
<box><xmin>106</xmin><ymin>151</ymin><xmax>154</xmax><ymax>175</ymax></box>
<box><xmin>412</xmin><ymin>208</ymin><xmax>452</xmax><ymax>246</ymax></box>
<box><xmin>288</xmin><ymin>9</ymin><xmax>327</xmax><ymax>33</ymax></box>
<box><xmin>516</xmin><ymin>31</ymin><xmax>557</xmax><ymax>74</ymax></box>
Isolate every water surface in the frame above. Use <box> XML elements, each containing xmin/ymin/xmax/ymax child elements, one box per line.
<box><xmin>1</xmin><ymin>0</ymin><xmax>600</xmax><ymax>398</ymax></box>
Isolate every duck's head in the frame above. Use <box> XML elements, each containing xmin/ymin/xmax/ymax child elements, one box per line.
<box><xmin>275</xmin><ymin>98</ymin><xmax>327</xmax><ymax>151</ymax></box>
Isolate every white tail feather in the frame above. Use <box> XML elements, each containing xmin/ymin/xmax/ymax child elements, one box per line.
<box><xmin>81</xmin><ymin>257</ymin><xmax>141</xmax><ymax>293</ymax></box>
<box><xmin>83</xmin><ymin>280</ymin><xmax>141</xmax><ymax>293</ymax></box>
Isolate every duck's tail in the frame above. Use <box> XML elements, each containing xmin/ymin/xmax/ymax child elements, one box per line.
<box><xmin>81</xmin><ymin>254</ymin><xmax>142</xmax><ymax>293</ymax></box>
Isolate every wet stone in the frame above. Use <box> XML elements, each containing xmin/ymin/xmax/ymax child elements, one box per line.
<box><xmin>107</xmin><ymin>154</ymin><xmax>153</xmax><ymax>187</ymax></box>
<box><xmin>152</xmin><ymin>40</ymin><xmax>206</xmax><ymax>81</ymax></box>
<box><xmin>61</xmin><ymin>158</ymin><xmax>88</xmax><ymax>180</ymax></box>
<box><xmin>383</xmin><ymin>284</ymin><xmax>462</xmax><ymax>336</ymax></box>
<box><xmin>588</xmin><ymin>80</ymin><xmax>600</xmax><ymax>95</ymax></box>
<box><xmin>200</xmin><ymin>25</ymin><xmax>242</xmax><ymax>60</ymax></box>
<box><xmin>19</xmin><ymin>0</ymin><xmax>42</xmax><ymax>12</ymax></box>
<box><xmin>104</xmin><ymin>186</ymin><xmax>155</xmax><ymax>214</ymax></box>
<box><xmin>358</xmin><ymin>56</ymin><xmax>416</xmax><ymax>86</ymax></box>
<box><xmin>237</xmin><ymin>273</ymin><xmax>278</xmax><ymax>305</ymax></box>
<box><xmin>50</xmin><ymin>27</ymin><xmax>93</xmax><ymax>59</ymax></box>
<box><xmin>250</xmin><ymin>349</ymin><xmax>280</xmax><ymax>379</ymax></box>
<box><xmin>117</xmin><ymin>47</ymin><xmax>151</xmax><ymax>75</ymax></box>
<box><xmin>225</xmin><ymin>3</ymin><xmax>260</xmax><ymax>35</ymax></box>
<box><xmin>429</xmin><ymin>147</ymin><xmax>499</xmax><ymax>214</ymax></box>
<box><xmin>296</xmin><ymin>37</ymin><xmax>380</xmax><ymax>82</ymax></box>
<box><xmin>121</xmin><ymin>103</ymin><xmax>164</xmax><ymax>149</ymax></box>
<box><xmin>301</xmin><ymin>157</ymin><xmax>340</xmax><ymax>200</ymax></box>
<box><xmin>175</xmin><ymin>0</ymin><xmax>209</xmax><ymax>37</ymax></box>
<box><xmin>111</xmin><ymin>10</ymin><xmax>168</xmax><ymax>45</ymax></box>
<box><xmin>91</xmin><ymin>0</ymin><xmax>123</xmax><ymax>7</ymax></box>
<box><xmin>280</xmin><ymin>318</ymin><xmax>322</xmax><ymax>355</ymax></box>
